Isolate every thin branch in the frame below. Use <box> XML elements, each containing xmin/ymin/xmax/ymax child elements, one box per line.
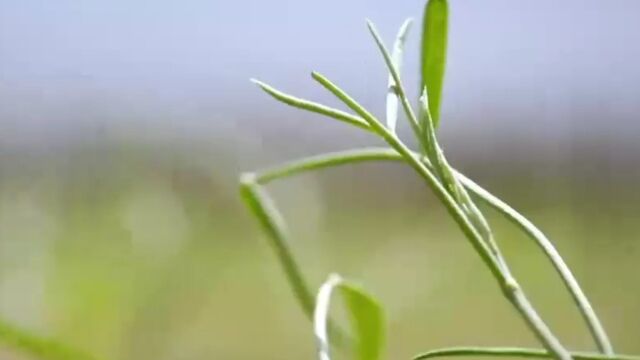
<box><xmin>413</xmin><ymin>347</ymin><xmax>637</xmax><ymax>360</ymax></box>
<box><xmin>254</xmin><ymin>147</ymin><xmax>611</xmax><ymax>356</ymax></box>
<box><xmin>239</xmin><ymin>174</ymin><xmax>315</xmax><ymax>317</ymax></box>
<box><xmin>457</xmin><ymin>173</ymin><xmax>614</xmax><ymax>355</ymax></box>
<box><xmin>309</xmin><ymin>72</ymin><xmax>571</xmax><ymax>360</ymax></box>
<box><xmin>255</xmin><ymin>148</ymin><xmax>397</xmax><ymax>185</ymax></box>
<box><xmin>251</xmin><ymin>79</ymin><xmax>371</xmax><ymax>131</ymax></box>
<box><xmin>239</xmin><ymin>174</ymin><xmax>351</xmax><ymax>351</ymax></box>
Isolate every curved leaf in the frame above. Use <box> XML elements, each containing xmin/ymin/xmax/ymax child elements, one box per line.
<box><xmin>251</xmin><ymin>79</ymin><xmax>370</xmax><ymax>131</ymax></box>
<box><xmin>239</xmin><ymin>174</ymin><xmax>316</xmax><ymax>318</ymax></box>
<box><xmin>314</xmin><ymin>274</ymin><xmax>384</xmax><ymax>360</ymax></box>
<box><xmin>386</xmin><ymin>18</ymin><xmax>413</xmax><ymax>133</ymax></box>
<box><xmin>421</xmin><ymin>0</ymin><xmax>449</xmax><ymax>127</ymax></box>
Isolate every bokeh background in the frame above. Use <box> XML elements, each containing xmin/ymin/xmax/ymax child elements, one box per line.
<box><xmin>1</xmin><ymin>0</ymin><xmax>639</xmax><ymax>358</ymax></box>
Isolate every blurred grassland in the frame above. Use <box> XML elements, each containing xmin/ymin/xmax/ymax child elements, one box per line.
<box><xmin>0</xmin><ymin>142</ymin><xmax>639</xmax><ymax>360</ymax></box>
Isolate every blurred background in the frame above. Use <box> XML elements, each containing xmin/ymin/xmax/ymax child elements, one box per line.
<box><xmin>1</xmin><ymin>0</ymin><xmax>640</xmax><ymax>358</ymax></box>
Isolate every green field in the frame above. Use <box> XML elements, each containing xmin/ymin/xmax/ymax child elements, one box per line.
<box><xmin>1</xmin><ymin>145</ymin><xmax>638</xmax><ymax>359</ymax></box>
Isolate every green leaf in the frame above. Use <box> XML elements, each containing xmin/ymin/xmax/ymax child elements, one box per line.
<box><xmin>365</xmin><ymin>20</ymin><xmax>423</xmax><ymax>144</ymax></box>
<box><xmin>421</xmin><ymin>0</ymin><xmax>449</xmax><ymax>127</ymax></box>
<box><xmin>239</xmin><ymin>174</ymin><xmax>316</xmax><ymax>318</ymax></box>
<box><xmin>314</xmin><ymin>274</ymin><xmax>384</xmax><ymax>360</ymax></box>
<box><xmin>251</xmin><ymin>78</ymin><xmax>371</xmax><ymax>131</ymax></box>
<box><xmin>386</xmin><ymin>18</ymin><xmax>413</xmax><ymax>133</ymax></box>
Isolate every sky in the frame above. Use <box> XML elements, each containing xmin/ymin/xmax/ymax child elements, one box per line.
<box><xmin>1</xmin><ymin>0</ymin><xmax>639</xmax><ymax>149</ymax></box>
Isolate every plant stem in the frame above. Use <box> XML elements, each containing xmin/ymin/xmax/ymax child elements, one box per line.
<box><xmin>240</xmin><ymin>173</ymin><xmax>352</xmax><ymax>351</ymax></box>
<box><xmin>239</xmin><ymin>174</ymin><xmax>316</xmax><ymax>318</ymax></box>
<box><xmin>418</xmin><ymin>89</ymin><xmax>509</xmax><ymax>273</ymax></box>
<box><xmin>251</xmin><ymin>79</ymin><xmax>370</xmax><ymax>131</ymax></box>
<box><xmin>414</xmin><ymin>347</ymin><xmax>637</xmax><ymax>360</ymax></box>
<box><xmin>456</xmin><ymin>174</ymin><xmax>614</xmax><ymax>355</ymax></box>
<box><xmin>255</xmin><ymin>149</ymin><xmax>393</xmax><ymax>184</ymax></box>
<box><xmin>370</xmin><ymin>18</ymin><xmax>509</xmax><ymax>278</ymax></box>
<box><xmin>255</xmin><ymin>147</ymin><xmax>611</xmax><ymax>356</ymax></box>
<box><xmin>310</xmin><ymin>72</ymin><xmax>572</xmax><ymax>360</ymax></box>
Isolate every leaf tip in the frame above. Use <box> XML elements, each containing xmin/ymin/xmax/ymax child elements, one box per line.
<box><xmin>310</xmin><ymin>71</ymin><xmax>323</xmax><ymax>82</ymax></box>
<box><xmin>400</xmin><ymin>18</ymin><xmax>414</xmax><ymax>34</ymax></box>
<box><xmin>250</xmin><ymin>78</ymin><xmax>266</xmax><ymax>88</ymax></box>
<box><xmin>239</xmin><ymin>172</ymin><xmax>257</xmax><ymax>187</ymax></box>
<box><xmin>327</xmin><ymin>273</ymin><xmax>343</xmax><ymax>284</ymax></box>
<box><xmin>419</xmin><ymin>87</ymin><xmax>429</xmax><ymax>106</ymax></box>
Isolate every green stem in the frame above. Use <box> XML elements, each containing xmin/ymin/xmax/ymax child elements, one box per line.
<box><xmin>414</xmin><ymin>347</ymin><xmax>636</xmax><ymax>360</ymax></box>
<box><xmin>309</xmin><ymin>72</ymin><xmax>571</xmax><ymax>360</ymax></box>
<box><xmin>310</xmin><ymin>72</ymin><xmax>504</xmax><ymax>281</ymax></box>
<box><xmin>254</xmin><ymin>147</ymin><xmax>611</xmax><ymax>356</ymax></box>
<box><xmin>369</xmin><ymin>17</ymin><xmax>510</xmax><ymax>283</ymax></box>
<box><xmin>239</xmin><ymin>174</ymin><xmax>351</xmax><ymax>350</ymax></box>
<box><xmin>255</xmin><ymin>149</ymin><xmax>394</xmax><ymax>185</ymax></box>
<box><xmin>456</xmin><ymin>174</ymin><xmax>614</xmax><ymax>355</ymax></box>
<box><xmin>239</xmin><ymin>174</ymin><xmax>315</xmax><ymax>318</ymax></box>
<box><xmin>250</xmin><ymin>79</ymin><xmax>370</xmax><ymax>131</ymax></box>
<box><xmin>418</xmin><ymin>89</ymin><xmax>509</xmax><ymax>273</ymax></box>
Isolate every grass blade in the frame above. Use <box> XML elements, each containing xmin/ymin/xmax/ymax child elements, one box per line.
<box><xmin>414</xmin><ymin>347</ymin><xmax>640</xmax><ymax>360</ymax></box>
<box><xmin>421</xmin><ymin>0</ymin><xmax>449</xmax><ymax>126</ymax></box>
<box><xmin>251</xmin><ymin>79</ymin><xmax>371</xmax><ymax>131</ymax></box>
<box><xmin>311</xmin><ymin>72</ymin><xmax>380</xmax><ymax>127</ymax></box>
<box><xmin>386</xmin><ymin>18</ymin><xmax>413</xmax><ymax>133</ymax></box>
<box><xmin>314</xmin><ymin>274</ymin><xmax>384</xmax><ymax>360</ymax></box>
<box><xmin>239</xmin><ymin>173</ymin><xmax>315</xmax><ymax>318</ymax></box>
<box><xmin>365</xmin><ymin>20</ymin><xmax>424</xmax><ymax>149</ymax></box>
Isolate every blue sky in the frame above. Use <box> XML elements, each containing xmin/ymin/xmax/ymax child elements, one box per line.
<box><xmin>1</xmin><ymin>0</ymin><xmax>639</xmax><ymax>147</ymax></box>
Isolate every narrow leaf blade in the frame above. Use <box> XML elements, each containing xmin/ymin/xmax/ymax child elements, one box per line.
<box><xmin>366</xmin><ymin>20</ymin><xmax>423</xmax><ymax>140</ymax></box>
<box><xmin>386</xmin><ymin>18</ymin><xmax>413</xmax><ymax>133</ymax></box>
<box><xmin>239</xmin><ymin>174</ymin><xmax>316</xmax><ymax>318</ymax></box>
<box><xmin>421</xmin><ymin>0</ymin><xmax>449</xmax><ymax>127</ymax></box>
<box><xmin>251</xmin><ymin>78</ymin><xmax>371</xmax><ymax>131</ymax></box>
